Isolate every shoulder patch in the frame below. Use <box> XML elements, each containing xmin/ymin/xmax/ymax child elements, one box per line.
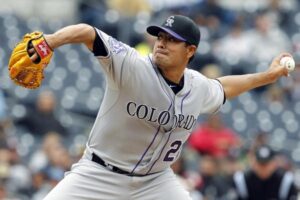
<box><xmin>108</xmin><ymin>37</ymin><xmax>126</xmax><ymax>54</ymax></box>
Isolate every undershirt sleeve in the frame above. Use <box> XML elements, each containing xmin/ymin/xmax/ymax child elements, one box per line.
<box><xmin>92</xmin><ymin>28</ymin><xmax>108</xmax><ymax>57</ymax></box>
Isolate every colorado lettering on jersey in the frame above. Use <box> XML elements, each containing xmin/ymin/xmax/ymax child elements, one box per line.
<box><xmin>126</xmin><ymin>101</ymin><xmax>196</xmax><ymax>131</ymax></box>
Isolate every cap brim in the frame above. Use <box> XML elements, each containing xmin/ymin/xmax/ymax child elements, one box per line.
<box><xmin>146</xmin><ymin>26</ymin><xmax>186</xmax><ymax>42</ymax></box>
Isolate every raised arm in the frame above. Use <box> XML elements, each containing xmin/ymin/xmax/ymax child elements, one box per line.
<box><xmin>45</xmin><ymin>23</ymin><xmax>96</xmax><ymax>50</ymax></box>
<box><xmin>15</xmin><ymin>24</ymin><xmax>99</xmax><ymax>89</ymax></box>
<box><xmin>217</xmin><ymin>53</ymin><xmax>292</xmax><ymax>99</ymax></box>
<box><xmin>27</xmin><ymin>24</ymin><xmax>96</xmax><ymax>63</ymax></box>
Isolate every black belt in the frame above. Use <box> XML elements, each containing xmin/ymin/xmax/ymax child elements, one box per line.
<box><xmin>92</xmin><ymin>153</ymin><xmax>137</xmax><ymax>176</ymax></box>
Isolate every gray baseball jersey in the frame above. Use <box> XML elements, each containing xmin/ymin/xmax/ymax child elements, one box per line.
<box><xmin>43</xmin><ymin>28</ymin><xmax>225</xmax><ymax>200</ymax></box>
<box><xmin>86</xmin><ymin>29</ymin><xmax>224</xmax><ymax>175</ymax></box>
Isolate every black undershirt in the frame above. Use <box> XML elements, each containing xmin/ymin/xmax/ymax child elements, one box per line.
<box><xmin>164</xmin><ymin>77</ymin><xmax>184</xmax><ymax>94</ymax></box>
<box><xmin>92</xmin><ymin>28</ymin><xmax>107</xmax><ymax>56</ymax></box>
<box><xmin>157</xmin><ymin>67</ymin><xmax>184</xmax><ymax>94</ymax></box>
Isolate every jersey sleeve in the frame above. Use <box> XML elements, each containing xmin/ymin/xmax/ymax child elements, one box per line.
<box><xmin>200</xmin><ymin>78</ymin><xmax>225</xmax><ymax>114</ymax></box>
<box><xmin>93</xmin><ymin>28</ymin><xmax>137</xmax><ymax>89</ymax></box>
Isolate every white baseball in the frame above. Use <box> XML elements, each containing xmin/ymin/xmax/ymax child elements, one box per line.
<box><xmin>280</xmin><ymin>56</ymin><xmax>295</xmax><ymax>72</ymax></box>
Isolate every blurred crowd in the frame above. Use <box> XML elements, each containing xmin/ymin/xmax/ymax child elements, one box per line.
<box><xmin>1</xmin><ymin>0</ymin><xmax>300</xmax><ymax>199</ymax></box>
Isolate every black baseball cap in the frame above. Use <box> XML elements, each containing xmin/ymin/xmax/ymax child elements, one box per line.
<box><xmin>255</xmin><ymin>145</ymin><xmax>276</xmax><ymax>164</ymax></box>
<box><xmin>147</xmin><ymin>15</ymin><xmax>201</xmax><ymax>47</ymax></box>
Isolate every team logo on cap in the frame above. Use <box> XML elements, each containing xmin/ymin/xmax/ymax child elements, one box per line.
<box><xmin>165</xmin><ymin>16</ymin><xmax>175</xmax><ymax>27</ymax></box>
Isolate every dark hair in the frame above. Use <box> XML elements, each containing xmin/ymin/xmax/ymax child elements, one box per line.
<box><xmin>188</xmin><ymin>55</ymin><xmax>195</xmax><ymax>64</ymax></box>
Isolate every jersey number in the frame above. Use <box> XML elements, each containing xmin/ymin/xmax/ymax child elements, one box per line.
<box><xmin>163</xmin><ymin>141</ymin><xmax>182</xmax><ymax>162</ymax></box>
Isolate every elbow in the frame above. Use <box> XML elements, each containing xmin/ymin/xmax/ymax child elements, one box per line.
<box><xmin>71</xmin><ymin>24</ymin><xmax>96</xmax><ymax>49</ymax></box>
<box><xmin>74</xmin><ymin>24</ymin><xmax>95</xmax><ymax>37</ymax></box>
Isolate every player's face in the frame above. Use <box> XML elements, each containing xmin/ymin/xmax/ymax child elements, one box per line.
<box><xmin>153</xmin><ymin>32</ymin><xmax>196</xmax><ymax>70</ymax></box>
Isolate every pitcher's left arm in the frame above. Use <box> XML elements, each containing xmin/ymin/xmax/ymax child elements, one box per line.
<box><xmin>218</xmin><ymin>53</ymin><xmax>292</xmax><ymax>99</ymax></box>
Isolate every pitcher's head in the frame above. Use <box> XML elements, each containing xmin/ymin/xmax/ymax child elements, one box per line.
<box><xmin>147</xmin><ymin>15</ymin><xmax>200</xmax><ymax>68</ymax></box>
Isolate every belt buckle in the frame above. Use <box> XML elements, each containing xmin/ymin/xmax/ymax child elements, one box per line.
<box><xmin>105</xmin><ymin>163</ymin><xmax>114</xmax><ymax>171</ymax></box>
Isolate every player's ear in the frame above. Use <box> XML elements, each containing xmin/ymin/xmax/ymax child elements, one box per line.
<box><xmin>186</xmin><ymin>44</ymin><xmax>197</xmax><ymax>60</ymax></box>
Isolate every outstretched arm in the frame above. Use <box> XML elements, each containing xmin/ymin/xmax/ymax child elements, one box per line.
<box><xmin>29</xmin><ymin>24</ymin><xmax>96</xmax><ymax>62</ymax></box>
<box><xmin>217</xmin><ymin>53</ymin><xmax>292</xmax><ymax>99</ymax></box>
<box><xmin>45</xmin><ymin>24</ymin><xmax>96</xmax><ymax>50</ymax></box>
<box><xmin>10</xmin><ymin>24</ymin><xmax>105</xmax><ymax>89</ymax></box>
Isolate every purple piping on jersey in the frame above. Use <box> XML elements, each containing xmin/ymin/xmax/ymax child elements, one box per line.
<box><xmin>130</xmin><ymin>103</ymin><xmax>173</xmax><ymax>174</ymax></box>
<box><xmin>146</xmin><ymin>130</ymin><xmax>173</xmax><ymax>174</ymax></box>
<box><xmin>146</xmin><ymin>91</ymin><xmax>191</xmax><ymax>174</ymax></box>
<box><xmin>136</xmin><ymin>56</ymin><xmax>177</xmax><ymax>175</ymax></box>
<box><xmin>148</xmin><ymin>56</ymin><xmax>174</xmax><ymax>104</ymax></box>
<box><xmin>181</xmin><ymin>90</ymin><xmax>191</xmax><ymax>114</ymax></box>
<box><xmin>130</xmin><ymin>126</ymin><xmax>161</xmax><ymax>174</ymax></box>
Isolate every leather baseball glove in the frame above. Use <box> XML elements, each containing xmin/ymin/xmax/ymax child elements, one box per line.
<box><xmin>8</xmin><ymin>31</ymin><xmax>53</xmax><ymax>89</ymax></box>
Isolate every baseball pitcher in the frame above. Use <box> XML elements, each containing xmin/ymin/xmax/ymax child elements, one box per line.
<box><xmin>8</xmin><ymin>15</ymin><xmax>292</xmax><ymax>200</ymax></box>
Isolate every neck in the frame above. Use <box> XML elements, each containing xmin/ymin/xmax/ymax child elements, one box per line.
<box><xmin>158</xmin><ymin>66</ymin><xmax>185</xmax><ymax>84</ymax></box>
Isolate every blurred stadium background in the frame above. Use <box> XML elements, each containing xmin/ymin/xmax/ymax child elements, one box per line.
<box><xmin>1</xmin><ymin>0</ymin><xmax>300</xmax><ymax>199</ymax></box>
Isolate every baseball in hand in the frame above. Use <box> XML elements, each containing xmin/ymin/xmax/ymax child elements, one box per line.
<box><xmin>280</xmin><ymin>56</ymin><xmax>295</xmax><ymax>72</ymax></box>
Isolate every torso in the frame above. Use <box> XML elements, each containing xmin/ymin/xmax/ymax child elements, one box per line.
<box><xmin>86</xmin><ymin>29</ymin><xmax>224</xmax><ymax>175</ymax></box>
